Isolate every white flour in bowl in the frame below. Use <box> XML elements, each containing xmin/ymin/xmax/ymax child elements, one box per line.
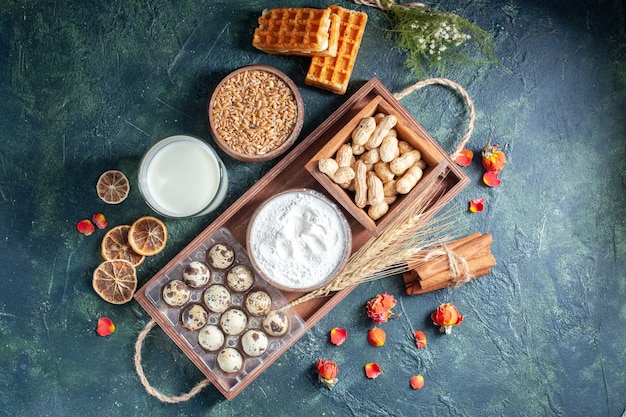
<box><xmin>248</xmin><ymin>190</ymin><xmax>351</xmax><ymax>291</ymax></box>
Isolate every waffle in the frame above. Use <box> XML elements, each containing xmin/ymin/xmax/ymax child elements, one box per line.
<box><xmin>252</xmin><ymin>8</ymin><xmax>340</xmax><ymax>57</ymax></box>
<box><xmin>305</xmin><ymin>5</ymin><xmax>368</xmax><ymax>95</ymax></box>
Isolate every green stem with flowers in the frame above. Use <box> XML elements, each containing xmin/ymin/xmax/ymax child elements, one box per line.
<box><xmin>355</xmin><ymin>0</ymin><xmax>499</xmax><ymax>78</ymax></box>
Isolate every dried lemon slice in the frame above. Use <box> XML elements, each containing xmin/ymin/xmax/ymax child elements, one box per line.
<box><xmin>92</xmin><ymin>259</ymin><xmax>138</xmax><ymax>304</ymax></box>
<box><xmin>101</xmin><ymin>225</ymin><xmax>146</xmax><ymax>267</ymax></box>
<box><xmin>96</xmin><ymin>170</ymin><xmax>130</xmax><ymax>204</ymax></box>
<box><xmin>128</xmin><ymin>216</ymin><xmax>168</xmax><ymax>256</ymax></box>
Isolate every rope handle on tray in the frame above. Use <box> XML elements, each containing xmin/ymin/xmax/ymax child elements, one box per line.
<box><xmin>393</xmin><ymin>77</ymin><xmax>475</xmax><ymax>159</ymax></box>
<box><xmin>134</xmin><ymin>319</ymin><xmax>210</xmax><ymax>403</ymax></box>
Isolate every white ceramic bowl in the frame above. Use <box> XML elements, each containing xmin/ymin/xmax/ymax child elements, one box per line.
<box><xmin>246</xmin><ymin>189</ymin><xmax>352</xmax><ymax>292</ymax></box>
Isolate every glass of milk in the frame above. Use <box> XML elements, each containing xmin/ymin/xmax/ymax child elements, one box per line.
<box><xmin>138</xmin><ymin>135</ymin><xmax>228</xmax><ymax>218</ymax></box>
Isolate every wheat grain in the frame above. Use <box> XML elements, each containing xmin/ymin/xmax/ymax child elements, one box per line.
<box><xmin>212</xmin><ymin>70</ymin><xmax>298</xmax><ymax>156</ymax></box>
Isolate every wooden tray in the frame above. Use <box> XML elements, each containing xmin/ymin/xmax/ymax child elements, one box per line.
<box><xmin>305</xmin><ymin>94</ymin><xmax>459</xmax><ymax>236</ymax></box>
<box><xmin>134</xmin><ymin>77</ymin><xmax>469</xmax><ymax>400</ymax></box>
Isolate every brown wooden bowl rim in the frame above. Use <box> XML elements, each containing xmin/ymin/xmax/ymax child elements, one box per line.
<box><xmin>207</xmin><ymin>65</ymin><xmax>304</xmax><ymax>163</ymax></box>
<box><xmin>245</xmin><ymin>188</ymin><xmax>352</xmax><ymax>292</ymax></box>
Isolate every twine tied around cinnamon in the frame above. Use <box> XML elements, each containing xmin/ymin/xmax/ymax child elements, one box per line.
<box><xmin>420</xmin><ymin>244</ymin><xmax>474</xmax><ymax>286</ymax></box>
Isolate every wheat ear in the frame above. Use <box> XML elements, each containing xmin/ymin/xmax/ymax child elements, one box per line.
<box><xmin>285</xmin><ymin>178</ymin><xmax>461</xmax><ymax>309</ymax></box>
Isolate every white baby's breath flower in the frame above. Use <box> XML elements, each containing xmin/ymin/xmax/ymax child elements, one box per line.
<box><xmin>393</xmin><ymin>5</ymin><xmax>496</xmax><ymax>77</ymax></box>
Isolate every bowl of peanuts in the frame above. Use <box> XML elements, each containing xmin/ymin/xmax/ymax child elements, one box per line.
<box><xmin>305</xmin><ymin>94</ymin><xmax>449</xmax><ymax>236</ymax></box>
<box><xmin>208</xmin><ymin>65</ymin><xmax>304</xmax><ymax>162</ymax></box>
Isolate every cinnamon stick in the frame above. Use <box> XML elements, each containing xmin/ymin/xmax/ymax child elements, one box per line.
<box><xmin>415</xmin><ymin>233</ymin><xmax>493</xmax><ymax>283</ymax></box>
<box><xmin>404</xmin><ymin>266</ymin><xmax>493</xmax><ymax>295</ymax></box>
<box><xmin>418</xmin><ymin>252</ymin><xmax>496</xmax><ymax>289</ymax></box>
<box><xmin>407</xmin><ymin>232</ymin><xmax>481</xmax><ymax>270</ymax></box>
<box><xmin>403</xmin><ymin>232</ymin><xmax>496</xmax><ymax>295</ymax></box>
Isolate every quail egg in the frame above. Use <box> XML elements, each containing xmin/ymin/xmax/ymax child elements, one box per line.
<box><xmin>226</xmin><ymin>264</ymin><xmax>254</xmax><ymax>292</ymax></box>
<box><xmin>198</xmin><ymin>325</ymin><xmax>225</xmax><ymax>352</ymax></box>
<box><xmin>182</xmin><ymin>260</ymin><xmax>211</xmax><ymax>288</ymax></box>
<box><xmin>241</xmin><ymin>329</ymin><xmax>269</xmax><ymax>357</ymax></box>
<box><xmin>162</xmin><ymin>279</ymin><xmax>191</xmax><ymax>307</ymax></box>
<box><xmin>244</xmin><ymin>290</ymin><xmax>272</xmax><ymax>316</ymax></box>
<box><xmin>219</xmin><ymin>308</ymin><xmax>248</xmax><ymax>336</ymax></box>
<box><xmin>216</xmin><ymin>347</ymin><xmax>243</xmax><ymax>373</ymax></box>
<box><xmin>262</xmin><ymin>310</ymin><xmax>289</xmax><ymax>337</ymax></box>
<box><xmin>203</xmin><ymin>284</ymin><xmax>231</xmax><ymax>313</ymax></box>
<box><xmin>206</xmin><ymin>243</ymin><xmax>235</xmax><ymax>269</ymax></box>
<box><xmin>180</xmin><ymin>304</ymin><xmax>208</xmax><ymax>331</ymax></box>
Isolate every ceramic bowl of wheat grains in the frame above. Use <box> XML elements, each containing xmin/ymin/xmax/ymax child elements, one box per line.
<box><xmin>208</xmin><ymin>65</ymin><xmax>304</xmax><ymax>162</ymax></box>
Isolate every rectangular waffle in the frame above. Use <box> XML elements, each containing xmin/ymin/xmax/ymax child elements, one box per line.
<box><xmin>252</xmin><ymin>7</ymin><xmax>340</xmax><ymax>57</ymax></box>
<box><xmin>305</xmin><ymin>5</ymin><xmax>368</xmax><ymax>95</ymax></box>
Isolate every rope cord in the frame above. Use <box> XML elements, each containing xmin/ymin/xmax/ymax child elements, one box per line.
<box><xmin>134</xmin><ymin>319</ymin><xmax>210</xmax><ymax>403</ymax></box>
<box><xmin>393</xmin><ymin>77</ymin><xmax>475</xmax><ymax>159</ymax></box>
<box><xmin>421</xmin><ymin>245</ymin><xmax>474</xmax><ymax>286</ymax></box>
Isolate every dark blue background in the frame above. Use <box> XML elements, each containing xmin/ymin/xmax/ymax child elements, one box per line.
<box><xmin>0</xmin><ymin>1</ymin><xmax>624</xmax><ymax>416</ymax></box>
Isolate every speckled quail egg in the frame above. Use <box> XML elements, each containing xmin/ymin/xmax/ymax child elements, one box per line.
<box><xmin>216</xmin><ymin>347</ymin><xmax>243</xmax><ymax>373</ymax></box>
<box><xmin>241</xmin><ymin>329</ymin><xmax>269</xmax><ymax>357</ymax></box>
<box><xmin>226</xmin><ymin>264</ymin><xmax>254</xmax><ymax>292</ymax></box>
<box><xmin>182</xmin><ymin>260</ymin><xmax>211</xmax><ymax>288</ymax></box>
<box><xmin>180</xmin><ymin>304</ymin><xmax>208</xmax><ymax>331</ymax></box>
<box><xmin>162</xmin><ymin>279</ymin><xmax>191</xmax><ymax>307</ymax></box>
<box><xmin>198</xmin><ymin>325</ymin><xmax>225</xmax><ymax>352</ymax></box>
<box><xmin>244</xmin><ymin>290</ymin><xmax>272</xmax><ymax>316</ymax></box>
<box><xmin>206</xmin><ymin>243</ymin><xmax>235</xmax><ymax>269</ymax></box>
<box><xmin>262</xmin><ymin>310</ymin><xmax>289</xmax><ymax>337</ymax></box>
<box><xmin>219</xmin><ymin>308</ymin><xmax>248</xmax><ymax>336</ymax></box>
<box><xmin>203</xmin><ymin>284</ymin><xmax>231</xmax><ymax>313</ymax></box>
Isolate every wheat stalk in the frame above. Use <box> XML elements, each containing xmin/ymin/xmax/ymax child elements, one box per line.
<box><xmin>286</xmin><ymin>178</ymin><xmax>462</xmax><ymax>309</ymax></box>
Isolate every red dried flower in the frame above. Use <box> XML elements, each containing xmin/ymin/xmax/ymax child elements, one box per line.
<box><xmin>330</xmin><ymin>327</ymin><xmax>347</xmax><ymax>346</ymax></box>
<box><xmin>367</xmin><ymin>327</ymin><xmax>386</xmax><ymax>347</ymax></box>
<box><xmin>431</xmin><ymin>303</ymin><xmax>465</xmax><ymax>334</ymax></box>
<box><xmin>96</xmin><ymin>317</ymin><xmax>115</xmax><ymax>336</ymax></box>
<box><xmin>366</xmin><ymin>292</ymin><xmax>398</xmax><ymax>324</ymax></box>
<box><xmin>365</xmin><ymin>362</ymin><xmax>382</xmax><ymax>379</ymax></box>
<box><xmin>410</xmin><ymin>375</ymin><xmax>425</xmax><ymax>390</ymax></box>
<box><xmin>316</xmin><ymin>359</ymin><xmax>339</xmax><ymax>390</ymax></box>
<box><xmin>92</xmin><ymin>213</ymin><xmax>108</xmax><ymax>229</ymax></box>
<box><xmin>469</xmin><ymin>198</ymin><xmax>485</xmax><ymax>213</ymax></box>
<box><xmin>481</xmin><ymin>139</ymin><xmax>507</xmax><ymax>172</ymax></box>
<box><xmin>413</xmin><ymin>330</ymin><xmax>427</xmax><ymax>349</ymax></box>
<box><xmin>77</xmin><ymin>219</ymin><xmax>95</xmax><ymax>236</ymax></box>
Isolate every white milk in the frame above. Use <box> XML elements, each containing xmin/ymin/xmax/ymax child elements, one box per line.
<box><xmin>139</xmin><ymin>135</ymin><xmax>228</xmax><ymax>218</ymax></box>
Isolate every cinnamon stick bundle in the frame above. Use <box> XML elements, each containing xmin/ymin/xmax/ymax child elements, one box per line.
<box><xmin>404</xmin><ymin>232</ymin><xmax>496</xmax><ymax>295</ymax></box>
